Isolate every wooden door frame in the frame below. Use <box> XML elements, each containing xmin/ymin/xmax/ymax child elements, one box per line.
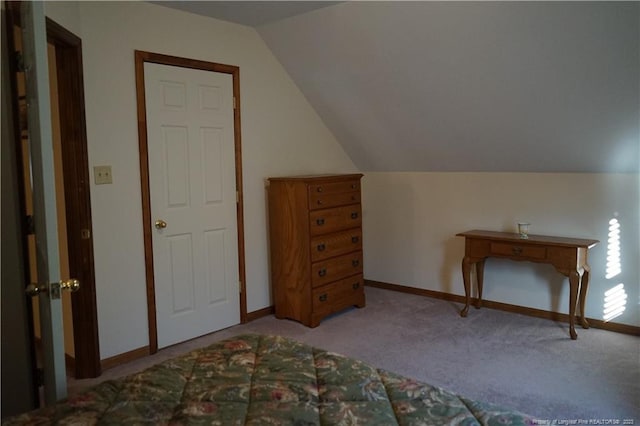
<box><xmin>134</xmin><ymin>50</ymin><xmax>248</xmax><ymax>354</ymax></box>
<box><xmin>5</xmin><ymin>3</ymin><xmax>101</xmax><ymax>379</ymax></box>
<box><xmin>45</xmin><ymin>17</ymin><xmax>101</xmax><ymax>379</ymax></box>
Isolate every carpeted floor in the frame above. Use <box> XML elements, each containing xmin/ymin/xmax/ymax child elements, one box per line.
<box><xmin>69</xmin><ymin>286</ymin><xmax>640</xmax><ymax>422</ymax></box>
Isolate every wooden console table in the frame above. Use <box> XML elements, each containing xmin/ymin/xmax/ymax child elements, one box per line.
<box><xmin>456</xmin><ymin>230</ymin><xmax>598</xmax><ymax>339</ymax></box>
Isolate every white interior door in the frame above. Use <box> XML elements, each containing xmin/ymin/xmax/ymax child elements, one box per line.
<box><xmin>20</xmin><ymin>1</ymin><xmax>67</xmax><ymax>403</ymax></box>
<box><xmin>145</xmin><ymin>63</ymin><xmax>240</xmax><ymax>349</ymax></box>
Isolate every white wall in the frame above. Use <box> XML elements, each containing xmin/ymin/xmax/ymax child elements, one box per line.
<box><xmin>362</xmin><ymin>172</ymin><xmax>639</xmax><ymax>327</ymax></box>
<box><xmin>45</xmin><ymin>1</ymin><xmax>356</xmax><ymax>359</ymax></box>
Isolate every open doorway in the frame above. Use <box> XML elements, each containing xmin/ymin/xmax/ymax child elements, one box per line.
<box><xmin>16</xmin><ymin>35</ymin><xmax>78</xmax><ymax>382</ymax></box>
<box><xmin>6</xmin><ymin>5</ymin><xmax>101</xmax><ymax>387</ymax></box>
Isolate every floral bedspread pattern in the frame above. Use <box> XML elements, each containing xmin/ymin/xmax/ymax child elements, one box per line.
<box><xmin>4</xmin><ymin>334</ymin><xmax>533</xmax><ymax>425</ymax></box>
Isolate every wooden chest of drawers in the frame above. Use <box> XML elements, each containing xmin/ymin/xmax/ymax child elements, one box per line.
<box><xmin>268</xmin><ymin>174</ymin><xmax>365</xmax><ymax>327</ymax></box>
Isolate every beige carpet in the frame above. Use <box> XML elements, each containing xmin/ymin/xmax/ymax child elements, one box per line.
<box><xmin>69</xmin><ymin>286</ymin><xmax>640</xmax><ymax>422</ymax></box>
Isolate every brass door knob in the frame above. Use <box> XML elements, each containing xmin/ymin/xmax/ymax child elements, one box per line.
<box><xmin>60</xmin><ymin>279</ymin><xmax>80</xmax><ymax>292</ymax></box>
<box><xmin>155</xmin><ymin>219</ymin><xmax>167</xmax><ymax>229</ymax></box>
<box><xmin>25</xmin><ymin>283</ymin><xmax>46</xmax><ymax>297</ymax></box>
<box><xmin>26</xmin><ymin>279</ymin><xmax>80</xmax><ymax>297</ymax></box>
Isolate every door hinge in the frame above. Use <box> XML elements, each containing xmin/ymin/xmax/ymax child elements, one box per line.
<box><xmin>236</xmin><ymin>190</ymin><xmax>240</xmax><ymax>203</ymax></box>
<box><xmin>233</xmin><ymin>97</ymin><xmax>237</xmax><ymax>110</ymax></box>
<box><xmin>238</xmin><ymin>281</ymin><xmax>242</xmax><ymax>294</ymax></box>
<box><xmin>25</xmin><ymin>215</ymin><xmax>35</xmax><ymax>235</ymax></box>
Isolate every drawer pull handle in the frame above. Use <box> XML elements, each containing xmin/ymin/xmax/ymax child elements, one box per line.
<box><xmin>351</xmin><ymin>212</ymin><xmax>359</xmax><ymax>219</ymax></box>
<box><xmin>352</xmin><ymin>259</ymin><xmax>360</xmax><ymax>267</ymax></box>
<box><xmin>319</xmin><ymin>294</ymin><xmax>327</xmax><ymax>302</ymax></box>
<box><xmin>351</xmin><ymin>236</ymin><xmax>359</xmax><ymax>243</ymax></box>
<box><xmin>316</xmin><ymin>218</ymin><xmax>325</xmax><ymax>226</ymax></box>
<box><xmin>318</xmin><ymin>268</ymin><xmax>327</xmax><ymax>277</ymax></box>
<box><xmin>317</xmin><ymin>187</ymin><xmax>323</xmax><ymax>193</ymax></box>
<box><xmin>317</xmin><ymin>200</ymin><xmax>323</xmax><ymax>205</ymax></box>
<box><xmin>352</xmin><ymin>282</ymin><xmax>360</xmax><ymax>290</ymax></box>
<box><xmin>351</xmin><ymin>184</ymin><xmax>357</xmax><ymax>189</ymax></box>
<box><xmin>317</xmin><ymin>243</ymin><xmax>326</xmax><ymax>252</ymax></box>
<box><xmin>512</xmin><ymin>247</ymin><xmax>523</xmax><ymax>255</ymax></box>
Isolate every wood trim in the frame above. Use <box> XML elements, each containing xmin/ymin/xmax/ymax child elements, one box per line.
<box><xmin>65</xmin><ymin>353</ymin><xmax>75</xmax><ymax>373</ymax></box>
<box><xmin>45</xmin><ymin>17</ymin><xmax>101</xmax><ymax>379</ymax></box>
<box><xmin>135</xmin><ymin>50</ymin><xmax>247</xmax><ymax>354</ymax></box>
<box><xmin>246</xmin><ymin>306</ymin><xmax>274</xmax><ymax>322</ymax></box>
<box><xmin>232</xmin><ymin>67</ymin><xmax>248</xmax><ymax>324</ymax></box>
<box><xmin>365</xmin><ymin>280</ymin><xmax>640</xmax><ymax>337</ymax></box>
<box><xmin>100</xmin><ymin>346</ymin><xmax>150</xmax><ymax>371</ymax></box>
<box><xmin>134</xmin><ymin>51</ymin><xmax>157</xmax><ymax>354</ymax></box>
<box><xmin>135</xmin><ymin>50</ymin><xmax>240</xmax><ymax>74</ymax></box>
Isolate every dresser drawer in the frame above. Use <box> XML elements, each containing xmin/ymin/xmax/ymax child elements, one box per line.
<box><xmin>309</xmin><ymin>180</ymin><xmax>360</xmax><ymax>211</ymax></box>
<box><xmin>310</xmin><ymin>229</ymin><xmax>362</xmax><ymax>262</ymax></box>
<box><xmin>311</xmin><ymin>251</ymin><xmax>363</xmax><ymax>288</ymax></box>
<box><xmin>309</xmin><ymin>205</ymin><xmax>362</xmax><ymax>236</ymax></box>
<box><xmin>312</xmin><ymin>275</ymin><xmax>364</xmax><ymax>316</ymax></box>
<box><xmin>309</xmin><ymin>190</ymin><xmax>360</xmax><ymax>210</ymax></box>
<box><xmin>309</xmin><ymin>179</ymin><xmax>360</xmax><ymax>197</ymax></box>
<box><xmin>490</xmin><ymin>242</ymin><xmax>547</xmax><ymax>260</ymax></box>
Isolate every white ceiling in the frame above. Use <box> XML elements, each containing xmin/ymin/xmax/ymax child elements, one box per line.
<box><xmin>157</xmin><ymin>1</ymin><xmax>640</xmax><ymax>173</ymax></box>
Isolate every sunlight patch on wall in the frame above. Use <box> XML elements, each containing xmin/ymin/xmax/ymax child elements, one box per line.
<box><xmin>605</xmin><ymin>218</ymin><xmax>621</xmax><ymax>279</ymax></box>
<box><xmin>603</xmin><ymin>218</ymin><xmax>626</xmax><ymax>322</ymax></box>
<box><xmin>603</xmin><ymin>284</ymin><xmax>627</xmax><ymax>322</ymax></box>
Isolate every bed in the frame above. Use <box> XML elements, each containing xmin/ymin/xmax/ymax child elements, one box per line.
<box><xmin>4</xmin><ymin>334</ymin><xmax>533</xmax><ymax>425</ymax></box>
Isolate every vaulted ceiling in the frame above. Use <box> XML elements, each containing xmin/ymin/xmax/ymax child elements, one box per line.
<box><xmin>157</xmin><ymin>1</ymin><xmax>639</xmax><ymax>173</ymax></box>
<box><xmin>151</xmin><ymin>1</ymin><xmax>340</xmax><ymax>27</ymax></box>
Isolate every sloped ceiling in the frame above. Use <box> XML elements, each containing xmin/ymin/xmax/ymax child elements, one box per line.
<box><xmin>151</xmin><ymin>1</ymin><xmax>340</xmax><ymax>27</ymax></box>
<box><xmin>159</xmin><ymin>2</ymin><xmax>640</xmax><ymax>173</ymax></box>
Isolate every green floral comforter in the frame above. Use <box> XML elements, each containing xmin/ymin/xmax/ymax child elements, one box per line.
<box><xmin>4</xmin><ymin>334</ymin><xmax>533</xmax><ymax>425</ymax></box>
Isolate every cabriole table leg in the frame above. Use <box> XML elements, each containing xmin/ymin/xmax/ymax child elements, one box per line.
<box><xmin>579</xmin><ymin>266</ymin><xmax>591</xmax><ymax>329</ymax></box>
<box><xmin>568</xmin><ymin>270</ymin><xmax>580</xmax><ymax>340</ymax></box>
<box><xmin>475</xmin><ymin>259</ymin><xmax>486</xmax><ymax>309</ymax></box>
<box><xmin>460</xmin><ymin>256</ymin><xmax>473</xmax><ymax>317</ymax></box>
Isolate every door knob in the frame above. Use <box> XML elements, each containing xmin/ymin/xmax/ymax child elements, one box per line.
<box><xmin>60</xmin><ymin>279</ymin><xmax>80</xmax><ymax>292</ymax></box>
<box><xmin>155</xmin><ymin>219</ymin><xmax>167</xmax><ymax>229</ymax></box>
<box><xmin>25</xmin><ymin>283</ymin><xmax>46</xmax><ymax>297</ymax></box>
<box><xmin>26</xmin><ymin>279</ymin><xmax>80</xmax><ymax>298</ymax></box>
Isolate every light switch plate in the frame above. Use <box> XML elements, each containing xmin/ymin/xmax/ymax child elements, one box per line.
<box><xmin>94</xmin><ymin>165</ymin><xmax>113</xmax><ymax>185</ymax></box>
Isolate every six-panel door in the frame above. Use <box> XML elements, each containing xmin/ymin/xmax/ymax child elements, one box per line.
<box><xmin>145</xmin><ymin>63</ymin><xmax>240</xmax><ymax>349</ymax></box>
